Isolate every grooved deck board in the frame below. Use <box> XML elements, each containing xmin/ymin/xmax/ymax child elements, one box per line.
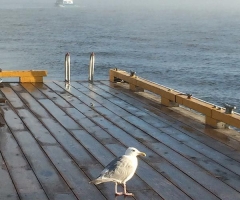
<box><xmin>0</xmin><ymin>127</ymin><xmax>48</xmax><ymax>200</ymax></box>
<box><xmin>0</xmin><ymin>80</ymin><xmax>240</xmax><ymax>200</ymax></box>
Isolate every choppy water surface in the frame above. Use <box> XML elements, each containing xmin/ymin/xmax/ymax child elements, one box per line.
<box><xmin>0</xmin><ymin>1</ymin><xmax>240</xmax><ymax>112</ymax></box>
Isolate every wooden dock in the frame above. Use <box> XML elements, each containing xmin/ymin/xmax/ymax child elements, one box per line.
<box><xmin>0</xmin><ymin>80</ymin><xmax>240</xmax><ymax>200</ymax></box>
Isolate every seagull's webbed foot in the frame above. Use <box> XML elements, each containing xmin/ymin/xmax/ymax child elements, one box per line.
<box><xmin>115</xmin><ymin>192</ymin><xmax>124</xmax><ymax>196</ymax></box>
<box><xmin>124</xmin><ymin>192</ymin><xmax>134</xmax><ymax>196</ymax></box>
<box><xmin>115</xmin><ymin>182</ymin><xmax>134</xmax><ymax>196</ymax></box>
<box><xmin>123</xmin><ymin>183</ymin><xmax>134</xmax><ymax>196</ymax></box>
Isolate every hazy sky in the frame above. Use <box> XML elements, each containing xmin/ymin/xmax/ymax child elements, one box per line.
<box><xmin>3</xmin><ymin>0</ymin><xmax>240</xmax><ymax>11</ymax></box>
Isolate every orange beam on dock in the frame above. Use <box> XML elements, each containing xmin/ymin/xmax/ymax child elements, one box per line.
<box><xmin>0</xmin><ymin>70</ymin><xmax>47</xmax><ymax>82</ymax></box>
<box><xmin>109</xmin><ymin>68</ymin><xmax>240</xmax><ymax>129</ymax></box>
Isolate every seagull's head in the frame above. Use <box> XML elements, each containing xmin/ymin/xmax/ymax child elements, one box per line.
<box><xmin>125</xmin><ymin>147</ymin><xmax>146</xmax><ymax>157</ymax></box>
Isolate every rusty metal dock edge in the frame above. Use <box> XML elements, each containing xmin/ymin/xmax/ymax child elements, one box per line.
<box><xmin>109</xmin><ymin>69</ymin><xmax>240</xmax><ymax>129</ymax></box>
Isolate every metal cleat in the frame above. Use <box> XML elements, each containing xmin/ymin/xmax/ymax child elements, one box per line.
<box><xmin>130</xmin><ymin>71</ymin><xmax>136</xmax><ymax>77</ymax></box>
<box><xmin>223</xmin><ymin>103</ymin><xmax>236</xmax><ymax>114</ymax></box>
<box><xmin>186</xmin><ymin>93</ymin><xmax>192</xmax><ymax>99</ymax></box>
<box><xmin>178</xmin><ymin>93</ymin><xmax>192</xmax><ymax>99</ymax></box>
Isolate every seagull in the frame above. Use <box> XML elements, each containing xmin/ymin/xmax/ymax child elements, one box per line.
<box><xmin>90</xmin><ymin>147</ymin><xmax>146</xmax><ymax>196</ymax></box>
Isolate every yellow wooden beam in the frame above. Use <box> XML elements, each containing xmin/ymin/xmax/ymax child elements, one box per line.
<box><xmin>109</xmin><ymin>69</ymin><xmax>178</xmax><ymax>101</ymax></box>
<box><xmin>20</xmin><ymin>76</ymin><xmax>44</xmax><ymax>83</ymax></box>
<box><xmin>0</xmin><ymin>70</ymin><xmax>47</xmax><ymax>83</ymax></box>
<box><xmin>0</xmin><ymin>70</ymin><xmax>47</xmax><ymax>77</ymax></box>
<box><xmin>211</xmin><ymin>108</ymin><xmax>240</xmax><ymax>129</ymax></box>
<box><xmin>176</xmin><ymin>95</ymin><xmax>213</xmax><ymax>116</ymax></box>
<box><xmin>109</xmin><ymin>68</ymin><xmax>240</xmax><ymax>129</ymax></box>
<box><xmin>205</xmin><ymin>116</ymin><xmax>226</xmax><ymax>129</ymax></box>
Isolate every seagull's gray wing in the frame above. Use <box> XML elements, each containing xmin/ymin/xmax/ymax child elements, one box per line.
<box><xmin>93</xmin><ymin>155</ymin><xmax>137</xmax><ymax>184</ymax></box>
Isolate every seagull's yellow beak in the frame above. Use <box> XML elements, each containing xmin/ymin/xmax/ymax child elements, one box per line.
<box><xmin>138</xmin><ymin>152</ymin><xmax>146</xmax><ymax>157</ymax></box>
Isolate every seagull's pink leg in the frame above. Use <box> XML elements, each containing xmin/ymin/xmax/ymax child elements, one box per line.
<box><xmin>123</xmin><ymin>183</ymin><xmax>134</xmax><ymax>196</ymax></box>
<box><xmin>115</xmin><ymin>182</ymin><xmax>123</xmax><ymax>196</ymax></box>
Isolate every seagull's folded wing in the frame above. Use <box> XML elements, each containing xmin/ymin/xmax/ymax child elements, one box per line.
<box><xmin>100</xmin><ymin>155</ymin><xmax>136</xmax><ymax>183</ymax></box>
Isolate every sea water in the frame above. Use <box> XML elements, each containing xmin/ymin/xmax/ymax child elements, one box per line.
<box><xmin>0</xmin><ymin>0</ymin><xmax>239</xmax><ymax>112</ymax></box>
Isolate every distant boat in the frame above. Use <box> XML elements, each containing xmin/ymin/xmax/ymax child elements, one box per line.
<box><xmin>55</xmin><ymin>0</ymin><xmax>74</xmax><ymax>7</ymax></box>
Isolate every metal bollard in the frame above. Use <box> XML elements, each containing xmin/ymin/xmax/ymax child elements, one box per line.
<box><xmin>88</xmin><ymin>52</ymin><xmax>95</xmax><ymax>83</ymax></box>
<box><xmin>130</xmin><ymin>70</ymin><xmax>136</xmax><ymax>77</ymax></box>
<box><xmin>65</xmin><ymin>52</ymin><xmax>70</xmax><ymax>83</ymax></box>
<box><xmin>224</xmin><ymin>103</ymin><xmax>236</xmax><ymax>114</ymax></box>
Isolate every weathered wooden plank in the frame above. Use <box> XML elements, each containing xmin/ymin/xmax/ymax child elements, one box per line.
<box><xmin>91</xmin><ymin>107</ymin><xmax>158</xmax><ymax>144</ymax></box>
<box><xmin>150</xmin><ymin>142</ymin><xmax>240</xmax><ymax>199</ymax></box>
<box><xmin>54</xmin><ymin>81</ymin><xmax>101</xmax><ymax>107</ymax></box>
<box><xmin>71</xmin><ymin>129</ymin><xmax>115</xmax><ymax>164</ymax></box>
<box><xmin>2</xmin><ymin>107</ymin><xmax>25</xmax><ymax>131</ymax></box>
<box><xmin>70</xmin><ymin>85</ymin><xmax>157</xmax><ymax>144</ymax></box>
<box><xmin>43</xmin><ymin>145</ymin><xmax>106</xmax><ymax>200</ymax></box>
<box><xmin>132</xmin><ymin>189</ymin><xmax>163</xmax><ymax>200</ymax></box>
<box><xmin>0</xmin><ymin>126</ymin><xmax>49</xmax><ymax>200</ymax></box>
<box><xmin>32</xmin><ymin>83</ymin><xmax>72</xmax><ymax>108</ymax></box>
<box><xmin>15</xmin><ymin>106</ymin><xmax>102</xmax><ymax>199</ymax></box>
<box><xmin>17</xmin><ymin>109</ymin><xmax>57</xmax><ymax>145</ymax></box>
<box><xmin>160</xmin><ymin>126</ymin><xmax>240</xmax><ymax>176</ymax></box>
<box><xmin>0</xmin><ymin>147</ymin><xmax>19</xmax><ymax>200</ymax></box>
<box><xmin>151</xmin><ymin>160</ymin><xmax>219</xmax><ymax>200</ymax></box>
<box><xmin>57</xmin><ymin>81</ymin><xmax>129</xmax><ymax>117</ymax></box>
<box><xmin>9</xmin><ymin>83</ymin><xmax>28</xmax><ymax>93</ymax></box>
<box><xmin>125</xmin><ymin>115</ymin><xmax>240</xmax><ymax>174</ymax></box>
<box><xmin>1</xmin><ymin>93</ymin><xmax>81</xmax><ymax>200</ymax></box>
<box><xmin>19</xmin><ymin>83</ymin><xmax>47</xmax><ymax>99</ymax></box>
<box><xmin>100</xmin><ymin>80</ymin><xmax>240</xmax><ymax>158</ymax></box>
<box><xmin>64</xmin><ymin>108</ymin><xmax>119</xmax><ymax>146</ymax></box>
<box><xmin>11</xmin><ymin>130</ymin><xmax>77</xmax><ymax>200</ymax></box>
<box><xmin>18</xmin><ymin>93</ymin><xmax>51</xmax><ymax>119</ymax></box>
<box><xmin>1</xmin><ymin>86</ymin><xmax>24</xmax><ymax>108</ymax></box>
<box><xmin>17</xmin><ymin>89</ymin><xmax>81</xmax><ymax>129</ymax></box>
<box><xmin>38</xmin><ymin>99</ymin><xmax>81</xmax><ymax>130</ymax></box>
<box><xmin>16</xmin><ymin>88</ymin><xmax>98</xmax><ymax>167</ymax></box>
<box><xmin>16</xmin><ymin>107</ymin><xmax>98</xmax><ymax>167</ymax></box>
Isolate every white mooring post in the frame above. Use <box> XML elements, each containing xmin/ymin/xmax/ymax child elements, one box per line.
<box><xmin>65</xmin><ymin>52</ymin><xmax>71</xmax><ymax>83</ymax></box>
<box><xmin>88</xmin><ymin>52</ymin><xmax>95</xmax><ymax>83</ymax></box>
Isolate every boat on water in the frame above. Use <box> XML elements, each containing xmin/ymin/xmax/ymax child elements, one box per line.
<box><xmin>55</xmin><ymin>0</ymin><xmax>74</xmax><ymax>7</ymax></box>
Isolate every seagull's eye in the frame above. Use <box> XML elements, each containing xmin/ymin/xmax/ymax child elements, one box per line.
<box><xmin>132</xmin><ymin>149</ymin><xmax>135</xmax><ymax>152</ymax></box>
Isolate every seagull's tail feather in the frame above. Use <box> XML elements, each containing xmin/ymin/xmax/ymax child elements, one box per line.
<box><xmin>89</xmin><ymin>179</ymin><xmax>103</xmax><ymax>185</ymax></box>
<box><xmin>89</xmin><ymin>177</ymin><xmax>115</xmax><ymax>185</ymax></box>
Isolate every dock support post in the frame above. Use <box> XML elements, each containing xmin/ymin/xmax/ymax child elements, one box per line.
<box><xmin>65</xmin><ymin>53</ymin><xmax>70</xmax><ymax>83</ymax></box>
<box><xmin>205</xmin><ymin>116</ymin><xmax>226</xmax><ymax>129</ymax></box>
<box><xmin>89</xmin><ymin>52</ymin><xmax>95</xmax><ymax>83</ymax></box>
